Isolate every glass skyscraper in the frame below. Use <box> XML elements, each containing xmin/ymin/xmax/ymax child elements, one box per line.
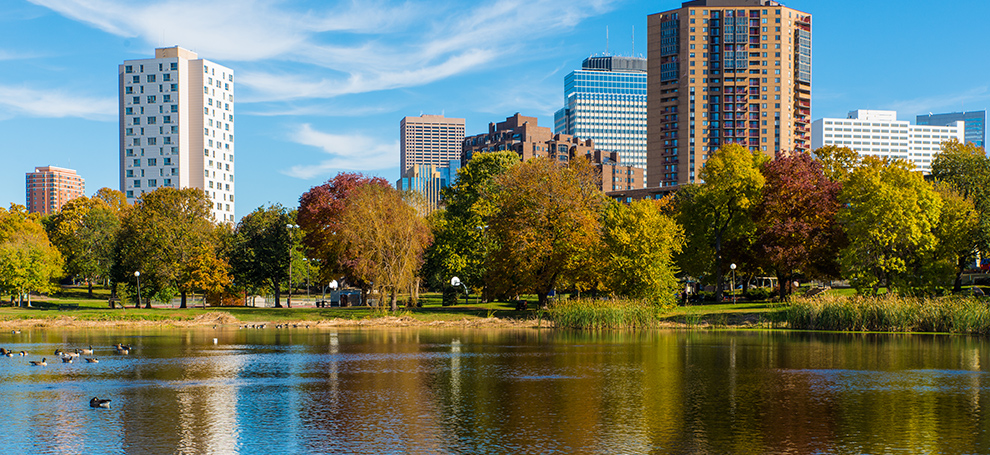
<box><xmin>917</xmin><ymin>111</ymin><xmax>985</xmax><ymax>148</ymax></box>
<box><xmin>554</xmin><ymin>56</ymin><xmax>647</xmax><ymax>183</ymax></box>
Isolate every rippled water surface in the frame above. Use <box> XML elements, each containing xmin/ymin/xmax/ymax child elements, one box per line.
<box><xmin>1</xmin><ymin>329</ymin><xmax>988</xmax><ymax>454</ymax></box>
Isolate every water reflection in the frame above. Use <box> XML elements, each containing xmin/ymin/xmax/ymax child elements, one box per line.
<box><xmin>0</xmin><ymin>329</ymin><xmax>988</xmax><ymax>453</ymax></box>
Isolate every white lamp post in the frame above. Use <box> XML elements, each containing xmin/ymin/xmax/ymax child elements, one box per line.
<box><xmin>451</xmin><ymin>277</ymin><xmax>468</xmax><ymax>306</ymax></box>
<box><xmin>134</xmin><ymin>271</ymin><xmax>142</xmax><ymax>309</ymax></box>
<box><xmin>328</xmin><ymin>280</ymin><xmax>338</xmax><ymax>307</ymax></box>
<box><xmin>729</xmin><ymin>263</ymin><xmax>737</xmax><ymax>304</ymax></box>
<box><xmin>286</xmin><ymin>223</ymin><xmax>298</xmax><ymax>308</ymax></box>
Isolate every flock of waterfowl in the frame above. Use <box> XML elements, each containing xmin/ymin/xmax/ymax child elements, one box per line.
<box><xmin>3</xmin><ymin>337</ymin><xmax>134</xmax><ymax>409</ymax></box>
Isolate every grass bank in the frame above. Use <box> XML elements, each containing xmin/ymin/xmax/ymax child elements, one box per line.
<box><xmin>786</xmin><ymin>294</ymin><xmax>990</xmax><ymax>334</ymax></box>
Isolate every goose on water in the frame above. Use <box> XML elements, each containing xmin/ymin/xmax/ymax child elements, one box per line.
<box><xmin>29</xmin><ymin>358</ymin><xmax>47</xmax><ymax>366</ymax></box>
<box><xmin>85</xmin><ymin>358</ymin><xmax>99</xmax><ymax>363</ymax></box>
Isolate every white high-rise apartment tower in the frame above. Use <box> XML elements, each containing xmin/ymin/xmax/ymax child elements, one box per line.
<box><xmin>119</xmin><ymin>46</ymin><xmax>236</xmax><ymax>222</ymax></box>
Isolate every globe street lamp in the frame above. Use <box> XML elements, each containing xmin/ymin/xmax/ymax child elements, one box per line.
<box><xmin>450</xmin><ymin>276</ymin><xmax>468</xmax><ymax>306</ymax></box>
<box><xmin>286</xmin><ymin>223</ymin><xmax>298</xmax><ymax>308</ymax></box>
<box><xmin>729</xmin><ymin>263</ymin><xmax>737</xmax><ymax>304</ymax></box>
<box><xmin>327</xmin><ymin>280</ymin><xmax>338</xmax><ymax>307</ymax></box>
<box><xmin>134</xmin><ymin>271</ymin><xmax>142</xmax><ymax>309</ymax></box>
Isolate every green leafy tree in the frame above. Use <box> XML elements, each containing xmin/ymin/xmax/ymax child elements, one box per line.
<box><xmin>932</xmin><ymin>184</ymin><xmax>981</xmax><ymax>293</ymax></box>
<box><xmin>230</xmin><ymin>204</ymin><xmax>292</xmax><ymax>307</ymax></box>
<box><xmin>486</xmin><ymin>156</ymin><xmax>605</xmax><ymax>308</ymax></box>
<box><xmin>838</xmin><ymin>157</ymin><xmax>942</xmax><ymax>295</ymax></box>
<box><xmin>930</xmin><ymin>139</ymin><xmax>990</xmax><ymax>252</ymax></box>
<box><xmin>116</xmin><ymin>187</ymin><xmax>217</xmax><ymax>308</ymax></box>
<box><xmin>0</xmin><ymin>205</ymin><xmax>63</xmax><ymax>306</ymax></box>
<box><xmin>599</xmin><ymin>198</ymin><xmax>684</xmax><ymax>307</ymax></box>
<box><xmin>813</xmin><ymin>145</ymin><xmax>861</xmax><ymax>183</ymax></box>
<box><xmin>674</xmin><ymin>144</ymin><xmax>767</xmax><ymax>302</ymax></box>
<box><xmin>421</xmin><ymin>151</ymin><xmax>518</xmax><ymax>296</ymax></box>
<box><xmin>45</xmin><ymin>191</ymin><xmax>125</xmax><ymax>297</ymax></box>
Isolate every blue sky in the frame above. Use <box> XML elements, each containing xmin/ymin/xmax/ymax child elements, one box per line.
<box><xmin>1</xmin><ymin>0</ymin><xmax>988</xmax><ymax>218</ymax></box>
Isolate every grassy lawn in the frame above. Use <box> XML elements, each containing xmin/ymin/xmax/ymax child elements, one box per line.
<box><xmin>0</xmin><ymin>286</ymin><xmax>537</xmax><ymax>324</ymax></box>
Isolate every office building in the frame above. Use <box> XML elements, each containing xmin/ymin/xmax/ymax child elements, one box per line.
<box><xmin>400</xmin><ymin>115</ymin><xmax>466</xmax><ymax>173</ymax></box>
<box><xmin>647</xmin><ymin>0</ymin><xmax>812</xmax><ymax>187</ymax></box>
<box><xmin>812</xmin><ymin>110</ymin><xmax>964</xmax><ymax>174</ymax></box>
<box><xmin>917</xmin><ymin>111</ymin><xmax>985</xmax><ymax>148</ymax></box>
<box><xmin>25</xmin><ymin>166</ymin><xmax>86</xmax><ymax>215</ymax></box>
<box><xmin>396</xmin><ymin>160</ymin><xmax>461</xmax><ymax>213</ymax></box>
<box><xmin>463</xmin><ymin>113</ymin><xmax>644</xmax><ymax>191</ymax></box>
<box><xmin>554</xmin><ymin>55</ymin><xmax>647</xmax><ymax>186</ymax></box>
<box><xmin>119</xmin><ymin>46</ymin><xmax>235</xmax><ymax>222</ymax></box>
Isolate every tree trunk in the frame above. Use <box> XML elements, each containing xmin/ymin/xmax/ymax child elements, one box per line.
<box><xmin>273</xmin><ymin>281</ymin><xmax>282</xmax><ymax>308</ymax></box>
<box><xmin>88</xmin><ymin>281</ymin><xmax>94</xmax><ymax>299</ymax></box>
<box><xmin>537</xmin><ymin>292</ymin><xmax>548</xmax><ymax>309</ymax></box>
<box><xmin>715</xmin><ymin>228</ymin><xmax>724</xmax><ymax>303</ymax></box>
<box><xmin>953</xmin><ymin>256</ymin><xmax>966</xmax><ymax>294</ymax></box>
<box><xmin>361</xmin><ymin>287</ymin><xmax>369</xmax><ymax>307</ymax></box>
<box><xmin>110</xmin><ymin>281</ymin><xmax>118</xmax><ymax>299</ymax></box>
<box><xmin>180</xmin><ymin>290</ymin><xmax>187</xmax><ymax>309</ymax></box>
<box><xmin>390</xmin><ymin>290</ymin><xmax>398</xmax><ymax>312</ymax></box>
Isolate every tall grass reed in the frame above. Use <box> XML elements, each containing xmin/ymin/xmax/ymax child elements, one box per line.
<box><xmin>787</xmin><ymin>294</ymin><xmax>990</xmax><ymax>334</ymax></box>
<box><xmin>542</xmin><ymin>298</ymin><xmax>664</xmax><ymax>329</ymax></box>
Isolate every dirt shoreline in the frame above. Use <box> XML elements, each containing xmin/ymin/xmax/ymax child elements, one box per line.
<box><xmin>0</xmin><ymin>312</ymin><xmax>736</xmax><ymax>330</ymax></box>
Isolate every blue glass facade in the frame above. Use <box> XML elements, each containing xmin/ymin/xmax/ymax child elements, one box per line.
<box><xmin>917</xmin><ymin>111</ymin><xmax>986</xmax><ymax>148</ymax></box>
<box><xmin>554</xmin><ymin>57</ymin><xmax>647</xmax><ymax>179</ymax></box>
<box><xmin>395</xmin><ymin>159</ymin><xmax>461</xmax><ymax>212</ymax></box>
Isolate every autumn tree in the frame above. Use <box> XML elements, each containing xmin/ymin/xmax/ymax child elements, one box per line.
<box><xmin>298</xmin><ymin>173</ymin><xmax>390</xmax><ymax>295</ymax></box>
<box><xmin>115</xmin><ymin>187</ymin><xmax>217</xmax><ymax>308</ymax></box>
<box><xmin>599</xmin><ymin>198</ymin><xmax>684</xmax><ymax>307</ymax></box>
<box><xmin>675</xmin><ymin>144</ymin><xmax>767</xmax><ymax>302</ymax></box>
<box><xmin>229</xmin><ymin>204</ymin><xmax>292</xmax><ymax>307</ymax></box>
<box><xmin>486</xmin><ymin>156</ymin><xmax>605</xmax><ymax>308</ymax></box>
<box><xmin>45</xmin><ymin>191</ymin><xmax>125</xmax><ymax>297</ymax></box>
<box><xmin>838</xmin><ymin>157</ymin><xmax>942</xmax><ymax>295</ymax></box>
<box><xmin>420</xmin><ymin>151</ymin><xmax>518</xmax><ymax>295</ymax></box>
<box><xmin>336</xmin><ymin>184</ymin><xmax>432</xmax><ymax>311</ymax></box>
<box><xmin>930</xmin><ymin>139</ymin><xmax>990</xmax><ymax>252</ymax></box>
<box><xmin>187</xmin><ymin>245</ymin><xmax>233</xmax><ymax>307</ymax></box>
<box><xmin>931</xmin><ymin>184</ymin><xmax>981</xmax><ymax>293</ymax></box>
<box><xmin>813</xmin><ymin>145</ymin><xmax>861</xmax><ymax>183</ymax></box>
<box><xmin>0</xmin><ymin>205</ymin><xmax>63</xmax><ymax>306</ymax></box>
<box><xmin>752</xmin><ymin>153</ymin><xmax>843</xmax><ymax>299</ymax></box>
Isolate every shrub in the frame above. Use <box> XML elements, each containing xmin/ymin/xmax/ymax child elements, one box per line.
<box><xmin>786</xmin><ymin>294</ymin><xmax>990</xmax><ymax>334</ymax></box>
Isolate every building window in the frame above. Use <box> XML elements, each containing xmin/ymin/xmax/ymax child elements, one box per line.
<box><xmin>147</xmin><ymin>75</ymin><xmax>156</xmax><ymax>83</ymax></box>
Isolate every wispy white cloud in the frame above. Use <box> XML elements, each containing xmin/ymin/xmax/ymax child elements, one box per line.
<box><xmin>887</xmin><ymin>86</ymin><xmax>990</xmax><ymax>118</ymax></box>
<box><xmin>0</xmin><ymin>84</ymin><xmax>116</xmax><ymax>120</ymax></box>
<box><xmin>282</xmin><ymin>124</ymin><xmax>397</xmax><ymax>179</ymax></box>
<box><xmin>30</xmin><ymin>0</ymin><xmax>617</xmax><ymax>102</ymax></box>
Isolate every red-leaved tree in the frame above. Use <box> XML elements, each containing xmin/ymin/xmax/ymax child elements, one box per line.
<box><xmin>752</xmin><ymin>153</ymin><xmax>844</xmax><ymax>299</ymax></box>
<box><xmin>297</xmin><ymin>173</ymin><xmax>390</xmax><ymax>298</ymax></box>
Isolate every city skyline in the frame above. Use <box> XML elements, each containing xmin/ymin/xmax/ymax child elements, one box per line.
<box><xmin>2</xmin><ymin>0</ymin><xmax>989</xmax><ymax>218</ymax></box>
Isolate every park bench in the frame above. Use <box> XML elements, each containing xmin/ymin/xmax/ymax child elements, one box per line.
<box><xmin>58</xmin><ymin>304</ymin><xmax>79</xmax><ymax>311</ymax></box>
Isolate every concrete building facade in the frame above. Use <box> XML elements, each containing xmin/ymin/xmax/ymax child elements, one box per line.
<box><xmin>25</xmin><ymin>166</ymin><xmax>86</xmax><ymax>215</ymax></box>
<box><xmin>648</xmin><ymin>0</ymin><xmax>812</xmax><ymax>187</ymax></box>
<box><xmin>119</xmin><ymin>46</ymin><xmax>235</xmax><ymax>222</ymax></box>
<box><xmin>400</xmin><ymin>114</ymin><xmax>466</xmax><ymax>173</ymax></box>
<box><xmin>554</xmin><ymin>55</ymin><xmax>647</xmax><ymax>185</ymax></box>
<box><xmin>463</xmin><ymin>113</ymin><xmax>644</xmax><ymax>191</ymax></box>
<box><xmin>917</xmin><ymin>111</ymin><xmax>985</xmax><ymax>148</ymax></box>
<box><xmin>812</xmin><ymin>109</ymin><xmax>964</xmax><ymax>174</ymax></box>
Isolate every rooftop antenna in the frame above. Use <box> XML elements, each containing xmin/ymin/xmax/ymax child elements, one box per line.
<box><xmin>632</xmin><ymin>26</ymin><xmax>635</xmax><ymax>56</ymax></box>
<box><xmin>606</xmin><ymin>26</ymin><xmax>609</xmax><ymax>55</ymax></box>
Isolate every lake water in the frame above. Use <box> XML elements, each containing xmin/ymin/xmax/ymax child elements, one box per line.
<box><xmin>1</xmin><ymin>328</ymin><xmax>988</xmax><ymax>454</ymax></box>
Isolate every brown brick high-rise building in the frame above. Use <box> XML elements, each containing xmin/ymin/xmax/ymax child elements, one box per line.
<box><xmin>25</xmin><ymin>166</ymin><xmax>86</xmax><ymax>214</ymax></box>
<box><xmin>647</xmin><ymin>0</ymin><xmax>811</xmax><ymax>187</ymax></box>
<box><xmin>463</xmin><ymin>113</ymin><xmax>643</xmax><ymax>191</ymax></box>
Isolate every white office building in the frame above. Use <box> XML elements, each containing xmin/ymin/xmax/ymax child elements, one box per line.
<box><xmin>119</xmin><ymin>46</ymin><xmax>235</xmax><ymax>222</ymax></box>
<box><xmin>812</xmin><ymin>110</ymin><xmax>963</xmax><ymax>174</ymax></box>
